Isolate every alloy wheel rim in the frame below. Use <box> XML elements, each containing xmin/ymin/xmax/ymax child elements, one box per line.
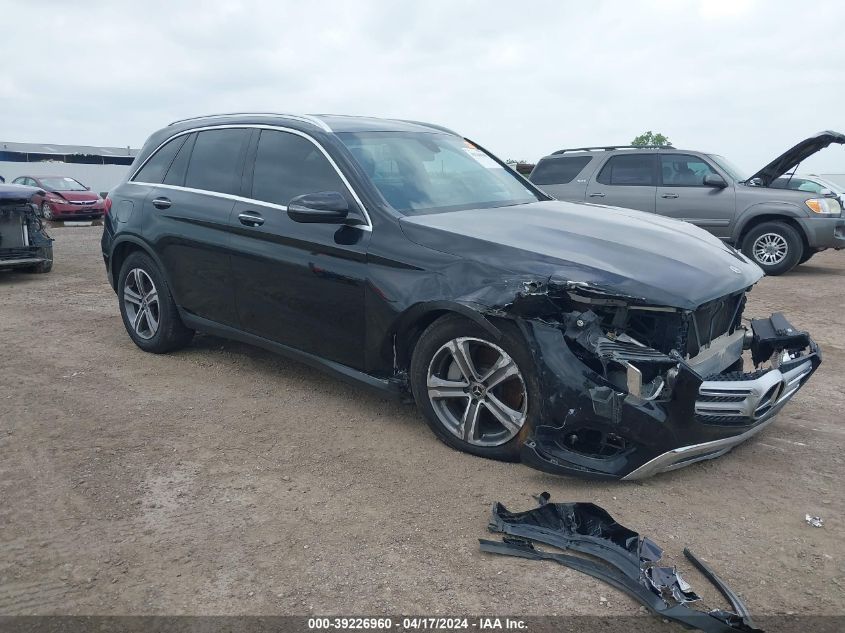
<box><xmin>752</xmin><ymin>232</ymin><xmax>788</xmax><ymax>265</ymax></box>
<box><xmin>41</xmin><ymin>204</ymin><xmax>52</xmax><ymax>220</ymax></box>
<box><xmin>426</xmin><ymin>337</ymin><xmax>527</xmax><ymax>447</ymax></box>
<box><xmin>123</xmin><ymin>268</ymin><xmax>160</xmax><ymax>340</ymax></box>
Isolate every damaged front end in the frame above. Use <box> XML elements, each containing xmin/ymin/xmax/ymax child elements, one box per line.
<box><xmin>510</xmin><ymin>279</ymin><xmax>820</xmax><ymax>479</ymax></box>
<box><xmin>0</xmin><ymin>185</ymin><xmax>53</xmax><ymax>272</ymax></box>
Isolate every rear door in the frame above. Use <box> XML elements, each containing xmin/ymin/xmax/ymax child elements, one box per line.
<box><xmin>655</xmin><ymin>153</ymin><xmax>735</xmax><ymax>238</ymax></box>
<box><xmin>586</xmin><ymin>153</ymin><xmax>657</xmax><ymax>212</ymax></box>
<box><xmin>134</xmin><ymin>127</ymin><xmax>250</xmax><ymax>327</ymax></box>
<box><xmin>229</xmin><ymin>128</ymin><xmax>370</xmax><ymax>369</ymax></box>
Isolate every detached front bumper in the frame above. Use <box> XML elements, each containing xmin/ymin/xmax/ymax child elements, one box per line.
<box><xmin>520</xmin><ymin>313</ymin><xmax>820</xmax><ymax>480</ymax></box>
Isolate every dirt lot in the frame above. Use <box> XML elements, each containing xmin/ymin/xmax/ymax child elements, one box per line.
<box><xmin>1</xmin><ymin>225</ymin><xmax>843</xmax><ymax>621</ymax></box>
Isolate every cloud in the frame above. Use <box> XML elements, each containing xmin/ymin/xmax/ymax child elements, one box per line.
<box><xmin>0</xmin><ymin>0</ymin><xmax>843</xmax><ymax>172</ymax></box>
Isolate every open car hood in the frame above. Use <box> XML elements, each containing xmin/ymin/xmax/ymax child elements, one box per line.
<box><xmin>747</xmin><ymin>130</ymin><xmax>845</xmax><ymax>187</ymax></box>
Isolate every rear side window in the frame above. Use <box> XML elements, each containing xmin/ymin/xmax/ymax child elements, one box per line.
<box><xmin>133</xmin><ymin>135</ymin><xmax>187</xmax><ymax>184</ymax></box>
<box><xmin>660</xmin><ymin>154</ymin><xmax>716</xmax><ymax>186</ymax></box>
<box><xmin>250</xmin><ymin>130</ymin><xmax>348</xmax><ymax>206</ymax></box>
<box><xmin>184</xmin><ymin>129</ymin><xmax>250</xmax><ymax>195</ymax></box>
<box><xmin>596</xmin><ymin>154</ymin><xmax>656</xmax><ymax>186</ymax></box>
<box><xmin>530</xmin><ymin>156</ymin><xmax>592</xmax><ymax>185</ymax></box>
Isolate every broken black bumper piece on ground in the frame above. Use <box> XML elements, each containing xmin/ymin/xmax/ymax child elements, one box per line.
<box><xmin>480</xmin><ymin>493</ymin><xmax>762</xmax><ymax>633</ymax></box>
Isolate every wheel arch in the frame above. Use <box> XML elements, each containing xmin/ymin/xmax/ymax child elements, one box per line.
<box><xmin>109</xmin><ymin>236</ymin><xmax>179</xmax><ymax>300</ymax></box>
<box><xmin>733</xmin><ymin>203</ymin><xmax>809</xmax><ymax>252</ymax></box>
<box><xmin>390</xmin><ymin>301</ymin><xmax>504</xmax><ymax>371</ymax></box>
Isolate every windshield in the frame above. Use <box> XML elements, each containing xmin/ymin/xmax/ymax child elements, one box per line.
<box><xmin>39</xmin><ymin>176</ymin><xmax>87</xmax><ymax>191</ymax></box>
<box><xmin>337</xmin><ymin>131</ymin><xmax>541</xmax><ymax>214</ymax></box>
<box><xmin>706</xmin><ymin>154</ymin><xmax>747</xmax><ymax>182</ymax></box>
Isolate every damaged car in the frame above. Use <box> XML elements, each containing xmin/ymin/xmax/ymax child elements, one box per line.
<box><xmin>0</xmin><ymin>183</ymin><xmax>53</xmax><ymax>274</ymax></box>
<box><xmin>101</xmin><ymin>114</ymin><xmax>819</xmax><ymax>479</ymax></box>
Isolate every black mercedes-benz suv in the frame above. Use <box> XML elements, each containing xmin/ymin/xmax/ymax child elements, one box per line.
<box><xmin>101</xmin><ymin>113</ymin><xmax>820</xmax><ymax>479</ymax></box>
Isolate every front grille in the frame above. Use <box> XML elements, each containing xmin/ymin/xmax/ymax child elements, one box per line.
<box><xmin>69</xmin><ymin>200</ymin><xmax>96</xmax><ymax>206</ymax></box>
<box><xmin>694</xmin><ymin>361</ymin><xmax>812</xmax><ymax>426</ymax></box>
<box><xmin>685</xmin><ymin>293</ymin><xmax>745</xmax><ymax>358</ymax></box>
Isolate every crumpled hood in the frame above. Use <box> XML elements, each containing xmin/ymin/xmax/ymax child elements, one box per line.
<box><xmin>50</xmin><ymin>191</ymin><xmax>100</xmax><ymax>202</ymax></box>
<box><xmin>0</xmin><ymin>183</ymin><xmax>42</xmax><ymax>205</ymax></box>
<box><xmin>747</xmin><ymin>130</ymin><xmax>845</xmax><ymax>187</ymax></box>
<box><xmin>400</xmin><ymin>201</ymin><xmax>762</xmax><ymax>310</ymax></box>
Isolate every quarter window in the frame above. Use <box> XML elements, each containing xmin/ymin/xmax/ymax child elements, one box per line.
<box><xmin>133</xmin><ymin>135</ymin><xmax>188</xmax><ymax>184</ymax></box>
<box><xmin>596</xmin><ymin>154</ymin><xmax>656</xmax><ymax>186</ymax></box>
<box><xmin>163</xmin><ymin>133</ymin><xmax>195</xmax><ymax>186</ymax></box>
<box><xmin>250</xmin><ymin>130</ymin><xmax>348</xmax><ymax>206</ymax></box>
<box><xmin>660</xmin><ymin>154</ymin><xmax>717</xmax><ymax>186</ymax></box>
<box><xmin>530</xmin><ymin>156</ymin><xmax>592</xmax><ymax>185</ymax></box>
<box><xmin>184</xmin><ymin>129</ymin><xmax>250</xmax><ymax>195</ymax></box>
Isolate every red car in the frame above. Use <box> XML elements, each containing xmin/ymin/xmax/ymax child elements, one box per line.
<box><xmin>11</xmin><ymin>175</ymin><xmax>105</xmax><ymax>220</ymax></box>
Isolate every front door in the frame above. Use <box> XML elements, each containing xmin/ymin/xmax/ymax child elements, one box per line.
<box><xmin>655</xmin><ymin>153</ymin><xmax>735</xmax><ymax>239</ymax></box>
<box><xmin>229</xmin><ymin>128</ymin><xmax>370</xmax><ymax>369</ymax></box>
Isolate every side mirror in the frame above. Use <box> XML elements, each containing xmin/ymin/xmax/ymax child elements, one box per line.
<box><xmin>820</xmin><ymin>188</ymin><xmax>835</xmax><ymax>198</ymax></box>
<box><xmin>287</xmin><ymin>191</ymin><xmax>349</xmax><ymax>224</ymax></box>
<box><xmin>703</xmin><ymin>173</ymin><xmax>727</xmax><ymax>188</ymax></box>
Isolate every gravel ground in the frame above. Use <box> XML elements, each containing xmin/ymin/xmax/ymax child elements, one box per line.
<box><xmin>0</xmin><ymin>225</ymin><xmax>843</xmax><ymax>622</ymax></box>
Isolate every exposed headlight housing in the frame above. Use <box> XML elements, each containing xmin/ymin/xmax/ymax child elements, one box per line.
<box><xmin>805</xmin><ymin>197</ymin><xmax>841</xmax><ymax>215</ymax></box>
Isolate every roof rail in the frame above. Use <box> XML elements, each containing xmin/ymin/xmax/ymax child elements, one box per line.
<box><xmin>167</xmin><ymin>113</ymin><xmax>331</xmax><ymax>132</ymax></box>
<box><xmin>551</xmin><ymin>144</ymin><xmax>673</xmax><ymax>155</ymax></box>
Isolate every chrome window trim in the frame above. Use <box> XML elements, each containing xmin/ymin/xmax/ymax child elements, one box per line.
<box><xmin>128</xmin><ymin>123</ymin><xmax>372</xmax><ymax>230</ymax></box>
<box><xmin>168</xmin><ymin>113</ymin><xmax>331</xmax><ymax>132</ymax></box>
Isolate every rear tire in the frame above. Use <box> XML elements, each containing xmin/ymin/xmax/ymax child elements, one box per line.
<box><xmin>118</xmin><ymin>251</ymin><xmax>193</xmax><ymax>353</ymax></box>
<box><xmin>409</xmin><ymin>314</ymin><xmax>540</xmax><ymax>462</ymax></box>
<box><xmin>741</xmin><ymin>221</ymin><xmax>803</xmax><ymax>276</ymax></box>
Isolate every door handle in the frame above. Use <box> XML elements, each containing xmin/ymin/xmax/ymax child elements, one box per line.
<box><xmin>238</xmin><ymin>211</ymin><xmax>264</xmax><ymax>227</ymax></box>
<box><xmin>152</xmin><ymin>197</ymin><xmax>171</xmax><ymax>209</ymax></box>
<box><xmin>661</xmin><ymin>193</ymin><xmax>679</xmax><ymax>199</ymax></box>
<box><xmin>588</xmin><ymin>192</ymin><xmax>606</xmax><ymax>198</ymax></box>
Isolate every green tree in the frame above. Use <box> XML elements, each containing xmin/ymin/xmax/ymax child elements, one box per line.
<box><xmin>631</xmin><ymin>131</ymin><xmax>672</xmax><ymax>147</ymax></box>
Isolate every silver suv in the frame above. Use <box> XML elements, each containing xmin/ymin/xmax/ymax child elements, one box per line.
<box><xmin>529</xmin><ymin>131</ymin><xmax>845</xmax><ymax>275</ymax></box>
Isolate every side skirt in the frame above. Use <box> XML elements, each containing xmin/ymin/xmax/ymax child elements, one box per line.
<box><xmin>180</xmin><ymin>311</ymin><xmax>404</xmax><ymax>399</ymax></box>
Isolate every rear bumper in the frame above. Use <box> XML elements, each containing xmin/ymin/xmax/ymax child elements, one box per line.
<box><xmin>797</xmin><ymin>216</ymin><xmax>845</xmax><ymax>249</ymax></box>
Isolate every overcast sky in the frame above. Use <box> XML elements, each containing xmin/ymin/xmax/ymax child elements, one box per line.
<box><xmin>2</xmin><ymin>0</ymin><xmax>844</xmax><ymax>174</ymax></box>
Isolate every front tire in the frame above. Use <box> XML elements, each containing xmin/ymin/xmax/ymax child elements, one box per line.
<box><xmin>40</xmin><ymin>203</ymin><xmax>53</xmax><ymax>220</ymax></box>
<box><xmin>118</xmin><ymin>251</ymin><xmax>193</xmax><ymax>353</ymax></box>
<box><xmin>741</xmin><ymin>221</ymin><xmax>803</xmax><ymax>276</ymax></box>
<box><xmin>409</xmin><ymin>314</ymin><xmax>540</xmax><ymax>461</ymax></box>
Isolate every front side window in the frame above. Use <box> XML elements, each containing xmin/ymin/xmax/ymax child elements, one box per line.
<box><xmin>337</xmin><ymin>131</ymin><xmax>541</xmax><ymax>214</ymax></box>
<box><xmin>530</xmin><ymin>156</ymin><xmax>592</xmax><ymax>185</ymax></box>
<box><xmin>184</xmin><ymin>129</ymin><xmax>250</xmax><ymax>195</ymax></box>
<box><xmin>250</xmin><ymin>130</ymin><xmax>348</xmax><ymax>206</ymax></box>
<box><xmin>660</xmin><ymin>154</ymin><xmax>717</xmax><ymax>186</ymax></box>
<box><xmin>596</xmin><ymin>154</ymin><xmax>657</xmax><ymax>186</ymax></box>
<box><xmin>133</xmin><ymin>135</ymin><xmax>187</xmax><ymax>184</ymax></box>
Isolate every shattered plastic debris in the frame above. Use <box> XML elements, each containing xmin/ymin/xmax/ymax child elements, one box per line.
<box><xmin>805</xmin><ymin>514</ymin><xmax>823</xmax><ymax>528</ymax></box>
<box><xmin>480</xmin><ymin>493</ymin><xmax>763</xmax><ymax>633</ymax></box>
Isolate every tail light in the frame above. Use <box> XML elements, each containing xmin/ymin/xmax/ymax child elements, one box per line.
<box><xmin>103</xmin><ymin>196</ymin><xmax>112</xmax><ymax>217</ymax></box>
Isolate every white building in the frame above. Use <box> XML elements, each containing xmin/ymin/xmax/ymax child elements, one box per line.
<box><xmin>0</xmin><ymin>141</ymin><xmax>138</xmax><ymax>194</ymax></box>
